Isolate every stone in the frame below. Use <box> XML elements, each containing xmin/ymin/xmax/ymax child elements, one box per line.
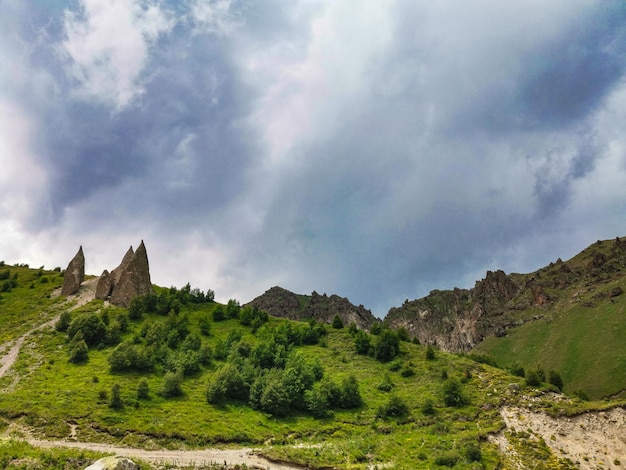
<box><xmin>109</xmin><ymin>241</ymin><xmax>153</xmax><ymax>307</ymax></box>
<box><xmin>84</xmin><ymin>455</ymin><xmax>139</xmax><ymax>470</ymax></box>
<box><xmin>95</xmin><ymin>269</ymin><xmax>113</xmax><ymax>300</ymax></box>
<box><xmin>61</xmin><ymin>246</ymin><xmax>85</xmax><ymax>296</ymax></box>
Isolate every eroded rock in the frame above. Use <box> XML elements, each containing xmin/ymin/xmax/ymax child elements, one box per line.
<box><xmin>61</xmin><ymin>246</ymin><xmax>85</xmax><ymax>296</ymax></box>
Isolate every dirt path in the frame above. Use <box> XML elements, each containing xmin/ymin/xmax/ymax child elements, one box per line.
<box><xmin>24</xmin><ymin>438</ymin><xmax>304</xmax><ymax>469</ymax></box>
<box><xmin>0</xmin><ymin>278</ymin><xmax>98</xmax><ymax>380</ymax></box>
<box><xmin>494</xmin><ymin>405</ymin><xmax>626</xmax><ymax>469</ymax></box>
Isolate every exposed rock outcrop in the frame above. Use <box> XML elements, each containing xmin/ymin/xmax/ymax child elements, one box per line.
<box><xmin>246</xmin><ymin>286</ymin><xmax>380</xmax><ymax>330</ymax></box>
<box><xmin>85</xmin><ymin>456</ymin><xmax>139</xmax><ymax>470</ymax></box>
<box><xmin>95</xmin><ymin>241</ymin><xmax>153</xmax><ymax>307</ymax></box>
<box><xmin>61</xmin><ymin>246</ymin><xmax>85</xmax><ymax>296</ymax></box>
<box><xmin>385</xmin><ymin>235</ymin><xmax>626</xmax><ymax>352</ymax></box>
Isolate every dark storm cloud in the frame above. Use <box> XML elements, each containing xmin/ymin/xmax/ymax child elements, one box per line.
<box><xmin>2</xmin><ymin>0</ymin><xmax>626</xmax><ymax>316</ymax></box>
<box><xmin>520</xmin><ymin>5</ymin><xmax>626</xmax><ymax>129</ymax></box>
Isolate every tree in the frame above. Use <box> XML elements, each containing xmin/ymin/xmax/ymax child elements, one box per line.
<box><xmin>69</xmin><ymin>340</ymin><xmax>88</xmax><ymax>364</ymax></box>
<box><xmin>425</xmin><ymin>344</ymin><xmax>436</xmax><ymax>360</ymax></box>
<box><xmin>55</xmin><ymin>311</ymin><xmax>72</xmax><ymax>332</ymax></box>
<box><xmin>374</xmin><ymin>330</ymin><xmax>400</xmax><ymax>362</ymax></box>
<box><xmin>332</xmin><ymin>314</ymin><xmax>344</xmax><ymax>329</ymax></box>
<box><xmin>354</xmin><ymin>330</ymin><xmax>371</xmax><ymax>355</ymax></box>
<box><xmin>442</xmin><ymin>378</ymin><xmax>467</xmax><ymax>407</ymax></box>
<box><xmin>212</xmin><ymin>305</ymin><xmax>225</xmax><ymax>321</ymax></box>
<box><xmin>339</xmin><ymin>375</ymin><xmax>362</xmax><ymax>408</ymax></box>
<box><xmin>377</xmin><ymin>395</ymin><xmax>408</xmax><ymax>418</ymax></box>
<box><xmin>109</xmin><ymin>384</ymin><xmax>123</xmax><ymax>409</ymax></box>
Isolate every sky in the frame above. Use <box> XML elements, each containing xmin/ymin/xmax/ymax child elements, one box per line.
<box><xmin>1</xmin><ymin>0</ymin><xmax>626</xmax><ymax>317</ymax></box>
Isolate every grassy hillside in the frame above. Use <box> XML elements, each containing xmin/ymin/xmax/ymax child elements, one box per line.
<box><xmin>473</xmin><ymin>238</ymin><xmax>626</xmax><ymax>400</ymax></box>
<box><xmin>0</xmin><ymin>262</ymin><xmax>618</xmax><ymax>469</ymax></box>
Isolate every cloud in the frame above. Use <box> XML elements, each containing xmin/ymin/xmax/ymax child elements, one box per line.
<box><xmin>61</xmin><ymin>0</ymin><xmax>175</xmax><ymax>108</ymax></box>
<box><xmin>1</xmin><ymin>0</ymin><xmax>626</xmax><ymax>316</ymax></box>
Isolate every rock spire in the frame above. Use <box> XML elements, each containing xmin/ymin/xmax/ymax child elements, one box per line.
<box><xmin>95</xmin><ymin>241</ymin><xmax>153</xmax><ymax>307</ymax></box>
<box><xmin>61</xmin><ymin>246</ymin><xmax>85</xmax><ymax>296</ymax></box>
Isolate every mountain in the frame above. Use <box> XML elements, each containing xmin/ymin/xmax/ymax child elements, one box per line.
<box><xmin>385</xmin><ymin>236</ymin><xmax>626</xmax><ymax>399</ymax></box>
<box><xmin>245</xmin><ymin>285</ymin><xmax>380</xmax><ymax>330</ymax></box>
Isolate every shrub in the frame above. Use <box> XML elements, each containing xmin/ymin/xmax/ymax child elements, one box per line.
<box><xmin>137</xmin><ymin>380</ymin><xmax>150</xmax><ymax>400</ymax></box>
<box><xmin>525</xmin><ymin>369</ymin><xmax>542</xmax><ymax>387</ymax></box>
<box><xmin>425</xmin><ymin>344</ymin><xmax>436</xmax><ymax>360</ymax></box>
<box><xmin>108</xmin><ymin>342</ymin><xmax>151</xmax><ymax>372</ymax></box>
<box><xmin>548</xmin><ymin>370</ymin><xmax>564</xmax><ymax>391</ymax></box>
<box><xmin>442</xmin><ymin>378</ymin><xmax>467</xmax><ymax>407</ymax></box>
<box><xmin>332</xmin><ymin>314</ymin><xmax>344</xmax><ymax>329</ymax></box>
<box><xmin>354</xmin><ymin>330</ymin><xmax>371</xmax><ymax>355</ymax></box>
<box><xmin>374</xmin><ymin>330</ymin><xmax>400</xmax><ymax>362</ymax></box>
<box><xmin>396</xmin><ymin>327</ymin><xmax>410</xmax><ymax>342</ymax></box>
<box><xmin>434</xmin><ymin>452</ymin><xmax>459</xmax><ymax>467</ymax></box>
<box><xmin>68</xmin><ymin>340</ymin><xmax>88</xmax><ymax>364</ymax></box>
<box><xmin>465</xmin><ymin>444</ymin><xmax>482</xmax><ymax>462</ymax></box>
<box><xmin>377</xmin><ymin>395</ymin><xmax>408</xmax><ymax>418</ymax></box>
<box><xmin>206</xmin><ymin>363</ymin><xmax>247</xmax><ymax>404</ymax></box>
<box><xmin>370</xmin><ymin>323</ymin><xmax>383</xmax><ymax>335</ymax></box>
<box><xmin>160</xmin><ymin>371</ymin><xmax>183</xmax><ymax>398</ymax></box>
<box><xmin>377</xmin><ymin>373</ymin><xmax>394</xmax><ymax>392</ymax></box>
<box><xmin>199</xmin><ymin>315</ymin><xmax>211</xmax><ymax>335</ymax></box>
<box><xmin>109</xmin><ymin>384</ymin><xmax>123</xmax><ymax>409</ymax></box>
<box><xmin>67</xmin><ymin>315</ymin><xmax>107</xmax><ymax>346</ymax></box>
<box><xmin>401</xmin><ymin>367</ymin><xmax>415</xmax><ymax>378</ymax></box>
<box><xmin>55</xmin><ymin>311</ymin><xmax>72</xmax><ymax>332</ymax></box>
<box><xmin>212</xmin><ymin>305</ymin><xmax>225</xmax><ymax>321</ymax></box>
<box><xmin>508</xmin><ymin>362</ymin><xmax>525</xmax><ymax>378</ymax></box>
<box><xmin>421</xmin><ymin>398</ymin><xmax>435</xmax><ymax>415</ymax></box>
<box><xmin>339</xmin><ymin>375</ymin><xmax>362</xmax><ymax>409</ymax></box>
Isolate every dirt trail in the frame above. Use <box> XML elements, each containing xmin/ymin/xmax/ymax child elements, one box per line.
<box><xmin>494</xmin><ymin>405</ymin><xmax>626</xmax><ymax>469</ymax></box>
<box><xmin>0</xmin><ymin>278</ymin><xmax>98</xmax><ymax>379</ymax></box>
<box><xmin>24</xmin><ymin>438</ymin><xmax>304</xmax><ymax>469</ymax></box>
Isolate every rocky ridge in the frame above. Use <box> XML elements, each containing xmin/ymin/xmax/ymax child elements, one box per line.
<box><xmin>246</xmin><ymin>286</ymin><xmax>380</xmax><ymax>330</ymax></box>
<box><xmin>385</xmin><ymin>236</ymin><xmax>626</xmax><ymax>352</ymax></box>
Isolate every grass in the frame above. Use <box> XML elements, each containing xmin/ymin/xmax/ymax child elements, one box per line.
<box><xmin>0</xmin><ymin>286</ymin><xmax>518</xmax><ymax>468</ymax></box>
<box><xmin>474</xmin><ymin>276</ymin><xmax>626</xmax><ymax>399</ymax></box>
<box><xmin>0</xmin><ymin>262</ymin><xmax>617</xmax><ymax>468</ymax></box>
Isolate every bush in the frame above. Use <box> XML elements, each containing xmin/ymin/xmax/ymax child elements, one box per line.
<box><xmin>109</xmin><ymin>384</ymin><xmax>123</xmax><ymax>409</ymax></box>
<box><xmin>354</xmin><ymin>330</ymin><xmax>371</xmax><ymax>355</ymax></box>
<box><xmin>396</xmin><ymin>327</ymin><xmax>410</xmax><ymax>342</ymax></box>
<box><xmin>425</xmin><ymin>344</ymin><xmax>436</xmax><ymax>360</ymax></box>
<box><xmin>525</xmin><ymin>369</ymin><xmax>542</xmax><ymax>387</ymax></box>
<box><xmin>421</xmin><ymin>398</ymin><xmax>435</xmax><ymax>415</ymax></box>
<box><xmin>67</xmin><ymin>314</ymin><xmax>107</xmax><ymax>346</ymax></box>
<box><xmin>465</xmin><ymin>444</ymin><xmax>482</xmax><ymax>462</ymax></box>
<box><xmin>332</xmin><ymin>314</ymin><xmax>344</xmax><ymax>329</ymax></box>
<box><xmin>206</xmin><ymin>364</ymin><xmax>248</xmax><ymax>404</ymax></box>
<box><xmin>434</xmin><ymin>452</ymin><xmax>459</xmax><ymax>467</ymax></box>
<box><xmin>55</xmin><ymin>311</ymin><xmax>72</xmax><ymax>332</ymax></box>
<box><xmin>442</xmin><ymin>378</ymin><xmax>467</xmax><ymax>407</ymax></box>
<box><xmin>68</xmin><ymin>340</ymin><xmax>88</xmax><ymax>364</ymax></box>
<box><xmin>548</xmin><ymin>370</ymin><xmax>564</xmax><ymax>391</ymax></box>
<box><xmin>401</xmin><ymin>367</ymin><xmax>415</xmax><ymax>378</ymax></box>
<box><xmin>160</xmin><ymin>371</ymin><xmax>183</xmax><ymax>398</ymax></box>
<box><xmin>508</xmin><ymin>362</ymin><xmax>525</xmax><ymax>378</ymax></box>
<box><xmin>199</xmin><ymin>315</ymin><xmax>212</xmax><ymax>335</ymax></box>
<box><xmin>377</xmin><ymin>395</ymin><xmax>408</xmax><ymax>418</ymax></box>
<box><xmin>339</xmin><ymin>375</ymin><xmax>362</xmax><ymax>409</ymax></box>
<box><xmin>374</xmin><ymin>330</ymin><xmax>400</xmax><ymax>362</ymax></box>
<box><xmin>137</xmin><ymin>380</ymin><xmax>150</xmax><ymax>400</ymax></box>
<box><xmin>377</xmin><ymin>373</ymin><xmax>394</xmax><ymax>392</ymax></box>
<box><xmin>212</xmin><ymin>305</ymin><xmax>225</xmax><ymax>321</ymax></box>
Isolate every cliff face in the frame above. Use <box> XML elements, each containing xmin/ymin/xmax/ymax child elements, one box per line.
<box><xmin>385</xmin><ymin>237</ymin><xmax>626</xmax><ymax>352</ymax></box>
<box><xmin>246</xmin><ymin>286</ymin><xmax>380</xmax><ymax>330</ymax></box>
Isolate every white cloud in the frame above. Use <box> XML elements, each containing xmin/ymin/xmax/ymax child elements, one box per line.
<box><xmin>61</xmin><ymin>0</ymin><xmax>175</xmax><ymax>108</ymax></box>
<box><xmin>189</xmin><ymin>0</ymin><xmax>240</xmax><ymax>37</ymax></box>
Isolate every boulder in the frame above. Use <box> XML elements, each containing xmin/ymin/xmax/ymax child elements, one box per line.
<box><xmin>61</xmin><ymin>246</ymin><xmax>85</xmax><ymax>296</ymax></box>
<box><xmin>85</xmin><ymin>456</ymin><xmax>138</xmax><ymax>470</ymax></box>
